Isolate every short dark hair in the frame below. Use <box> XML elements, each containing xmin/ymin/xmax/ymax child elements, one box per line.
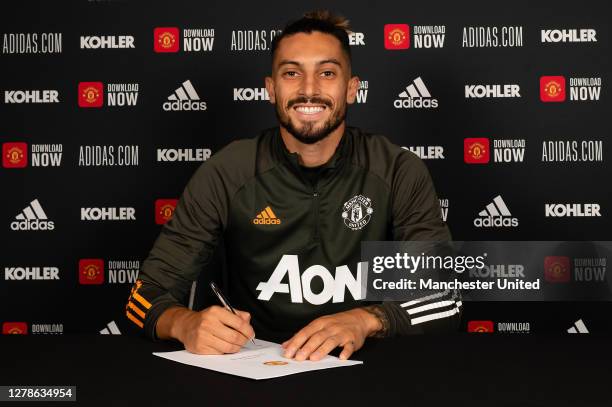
<box><xmin>271</xmin><ymin>10</ymin><xmax>352</xmax><ymax>66</ymax></box>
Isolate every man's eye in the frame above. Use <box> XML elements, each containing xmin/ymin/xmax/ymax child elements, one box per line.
<box><xmin>321</xmin><ymin>71</ymin><xmax>336</xmax><ymax>78</ymax></box>
<box><xmin>283</xmin><ymin>71</ymin><xmax>299</xmax><ymax>77</ymax></box>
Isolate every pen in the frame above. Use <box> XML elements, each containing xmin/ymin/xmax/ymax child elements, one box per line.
<box><xmin>210</xmin><ymin>281</ymin><xmax>256</xmax><ymax>345</ymax></box>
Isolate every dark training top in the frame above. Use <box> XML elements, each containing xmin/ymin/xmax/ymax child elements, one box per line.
<box><xmin>126</xmin><ymin>126</ymin><xmax>462</xmax><ymax>341</ymax></box>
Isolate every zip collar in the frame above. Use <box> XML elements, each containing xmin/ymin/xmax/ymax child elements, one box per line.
<box><xmin>273</xmin><ymin>126</ymin><xmax>351</xmax><ymax>172</ymax></box>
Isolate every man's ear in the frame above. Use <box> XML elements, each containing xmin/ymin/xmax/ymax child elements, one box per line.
<box><xmin>265</xmin><ymin>76</ymin><xmax>276</xmax><ymax>104</ymax></box>
<box><xmin>346</xmin><ymin>75</ymin><xmax>360</xmax><ymax>104</ymax></box>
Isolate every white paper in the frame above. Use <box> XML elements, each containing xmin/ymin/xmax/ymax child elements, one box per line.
<box><xmin>153</xmin><ymin>339</ymin><xmax>363</xmax><ymax>380</ymax></box>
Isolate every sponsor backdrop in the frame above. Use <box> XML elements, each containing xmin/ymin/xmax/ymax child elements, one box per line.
<box><xmin>1</xmin><ymin>0</ymin><xmax>610</xmax><ymax>337</ymax></box>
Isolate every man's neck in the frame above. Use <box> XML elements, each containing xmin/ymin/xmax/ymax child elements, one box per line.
<box><xmin>279</xmin><ymin>122</ymin><xmax>345</xmax><ymax>168</ymax></box>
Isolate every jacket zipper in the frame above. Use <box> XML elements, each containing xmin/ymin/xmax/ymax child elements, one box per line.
<box><xmin>312</xmin><ymin>183</ymin><xmax>320</xmax><ymax>241</ymax></box>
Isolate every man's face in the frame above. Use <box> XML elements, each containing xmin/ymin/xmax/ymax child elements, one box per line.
<box><xmin>266</xmin><ymin>31</ymin><xmax>359</xmax><ymax>144</ymax></box>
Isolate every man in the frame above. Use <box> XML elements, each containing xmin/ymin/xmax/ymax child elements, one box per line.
<box><xmin>126</xmin><ymin>10</ymin><xmax>461</xmax><ymax>361</ymax></box>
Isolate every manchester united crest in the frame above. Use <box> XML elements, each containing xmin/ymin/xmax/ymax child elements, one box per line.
<box><xmin>341</xmin><ymin>194</ymin><xmax>373</xmax><ymax>230</ymax></box>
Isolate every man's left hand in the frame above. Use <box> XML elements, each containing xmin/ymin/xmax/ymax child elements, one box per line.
<box><xmin>281</xmin><ymin>308</ymin><xmax>382</xmax><ymax>361</ymax></box>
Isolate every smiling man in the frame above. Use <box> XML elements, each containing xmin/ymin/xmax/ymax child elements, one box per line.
<box><xmin>126</xmin><ymin>10</ymin><xmax>461</xmax><ymax>361</ymax></box>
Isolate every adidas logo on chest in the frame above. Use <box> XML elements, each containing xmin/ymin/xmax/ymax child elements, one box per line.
<box><xmin>253</xmin><ymin>206</ymin><xmax>281</xmax><ymax>225</ymax></box>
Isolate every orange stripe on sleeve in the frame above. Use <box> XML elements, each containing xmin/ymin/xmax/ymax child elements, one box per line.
<box><xmin>132</xmin><ymin>292</ymin><xmax>152</xmax><ymax>309</ymax></box>
<box><xmin>126</xmin><ymin>310</ymin><xmax>144</xmax><ymax>328</ymax></box>
<box><xmin>128</xmin><ymin>301</ymin><xmax>146</xmax><ymax>318</ymax></box>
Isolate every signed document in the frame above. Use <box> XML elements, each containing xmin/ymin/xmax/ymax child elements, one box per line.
<box><xmin>153</xmin><ymin>339</ymin><xmax>363</xmax><ymax>380</ymax></box>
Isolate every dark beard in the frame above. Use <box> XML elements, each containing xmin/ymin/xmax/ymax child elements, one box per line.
<box><xmin>275</xmin><ymin>97</ymin><xmax>346</xmax><ymax>145</ymax></box>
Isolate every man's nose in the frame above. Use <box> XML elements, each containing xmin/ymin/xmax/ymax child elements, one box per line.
<box><xmin>298</xmin><ymin>74</ymin><xmax>320</xmax><ymax>98</ymax></box>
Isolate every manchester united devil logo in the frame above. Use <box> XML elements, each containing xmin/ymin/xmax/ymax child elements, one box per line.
<box><xmin>341</xmin><ymin>194</ymin><xmax>373</xmax><ymax>231</ymax></box>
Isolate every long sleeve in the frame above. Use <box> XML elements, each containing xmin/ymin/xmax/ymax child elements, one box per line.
<box><xmin>125</xmin><ymin>154</ymin><xmax>230</xmax><ymax>340</ymax></box>
<box><xmin>379</xmin><ymin>150</ymin><xmax>462</xmax><ymax>336</ymax></box>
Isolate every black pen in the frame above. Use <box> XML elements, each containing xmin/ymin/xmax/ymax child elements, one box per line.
<box><xmin>210</xmin><ymin>281</ymin><xmax>256</xmax><ymax>345</ymax></box>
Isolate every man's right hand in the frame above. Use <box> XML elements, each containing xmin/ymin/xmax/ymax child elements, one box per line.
<box><xmin>157</xmin><ymin>305</ymin><xmax>255</xmax><ymax>355</ymax></box>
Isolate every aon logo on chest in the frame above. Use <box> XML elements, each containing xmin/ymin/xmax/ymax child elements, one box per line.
<box><xmin>256</xmin><ymin>255</ymin><xmax>366</xmax><ymax>305</ymax></box>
